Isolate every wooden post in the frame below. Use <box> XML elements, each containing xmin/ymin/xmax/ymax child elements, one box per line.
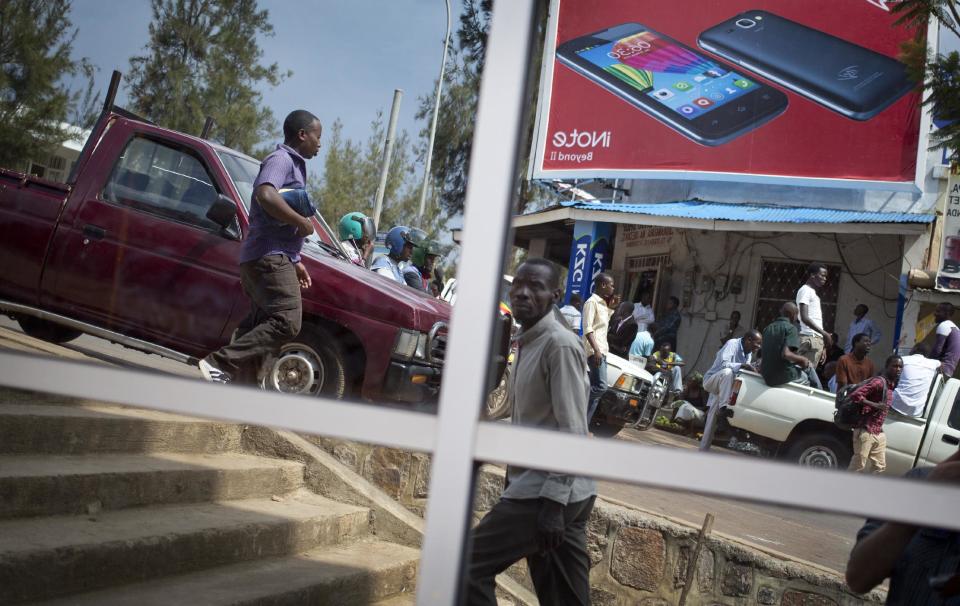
<box><xmin>679</xmin><ymin>513</ymin><xmax>715</xmax><ymax>606</ymax></box>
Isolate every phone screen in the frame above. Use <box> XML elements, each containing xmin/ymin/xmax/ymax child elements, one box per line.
<box><xmin>575</xmin><ymin>30</ymin><xmax>759</xmax><ymax>119</ymax></box>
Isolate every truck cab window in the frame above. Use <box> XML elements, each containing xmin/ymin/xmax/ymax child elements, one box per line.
<box><xmin>103</xmin><ymin>137</ymin><xmax>222</xmax><ymax>231</ymax></box>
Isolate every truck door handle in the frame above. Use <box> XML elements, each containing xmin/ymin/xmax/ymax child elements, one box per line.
<box><xmin>82</xmin><ymin>224</ymin><xmax>106</xmax><ymax>241</ymax></box>
<box><xmin>943</xmin><ymin>434</ymin><xmax>960</xmax><ymax>446</ymax></box>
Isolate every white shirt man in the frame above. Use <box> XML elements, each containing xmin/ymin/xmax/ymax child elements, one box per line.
<box><xmin>891</xmin><ymin>353</ymin><xmax>940</xmax><ymax>416</ymax></box>
<box><xmin>796</xmin><ymin>284</ymin><xmax>823</xmax><ymax>338</ymax></box>
<box><xmin>699</xmin><ymin>331</ymin><xmax>761</xmax><ymax>452</ymax></box>
<box><xmin>632</xmin><ymin>300</ymin><xmax>655</xmax><ymax>333</ymax></box>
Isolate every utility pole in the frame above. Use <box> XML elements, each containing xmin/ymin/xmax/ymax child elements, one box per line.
<box><xmin>373</xmin><ymin>89</ymin><xmax>403</xmax><ymax>232</ymax></box>
<box><xmin>416</xmin><ymin>0</ymin><xmax>452</xmax><ymax>225</ymax></box>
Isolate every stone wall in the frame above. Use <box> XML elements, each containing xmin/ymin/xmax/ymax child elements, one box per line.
<box><xmin>305</xmin><ymin>436</ymin><xmax>884</xmax><ymax>606</ymax></box>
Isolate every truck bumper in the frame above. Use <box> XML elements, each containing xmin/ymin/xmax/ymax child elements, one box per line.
<box><xmin>382</xmin><ymin>361</ymin><xmax>441</xmax><ymax>407</ymax></box>
<box><xmin>596</xmin><ymin>388</ymin><xmax>642</xmax><ymax>424</ymax></box>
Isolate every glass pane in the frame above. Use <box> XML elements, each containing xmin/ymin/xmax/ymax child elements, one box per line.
<box><xmin>104</xmin><ymin>137</ymin><xmax>223</xmax><ymax>231</ymax></box>
<box><xmin>0</xmin><ymin>385</ymin><xmax>424</xmax><ymax>604</ymax></box>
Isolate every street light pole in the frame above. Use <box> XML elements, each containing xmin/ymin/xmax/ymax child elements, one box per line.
<box><xmin>416</xmin><ymin>0</ymin><xmax>452</xmax><ymax>225</ymax></box>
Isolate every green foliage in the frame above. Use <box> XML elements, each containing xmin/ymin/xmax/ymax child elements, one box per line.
<box><xmin>416</xmin><ymin>0</ymin><xmax>548</xmax><ymax>216</ymax></box>
<box><xmin>893</xmin><ymin>0</ymin><xmax>960</xmax><ymax>161</ymax></box>
<box><xmin>0</xmin><ymin>0</ymin><xmax>97</xmax><ymax>170</ymax></box>
<box><xmin>127</xmin><ymin>0</ymin><xmax>289</xmax><ymax>155</ymax></box>
<box><xmin>311</xmin><ymin>115</ymin><xmax>446</xmax><ymax>241</ymax></box>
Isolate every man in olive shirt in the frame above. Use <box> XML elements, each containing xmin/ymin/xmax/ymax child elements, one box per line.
<box><xmin>467</xmin><ymin>258</ymin><xmax>596</xmax><ymax>606</ymax></box>
<box><xmin>761</xmin><ymin>302</ymin><xmax>815</xmax><ymax>387</ymax></box>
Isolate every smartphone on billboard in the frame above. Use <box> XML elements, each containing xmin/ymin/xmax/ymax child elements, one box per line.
<box><xmin>555</xmin><ymin>23</ymin><xmax>788</xmax><ymax>146</ymax></box>
<box><xmin>698</xmin><ymin>11</ymin><xmax>914</xmax><ymax>121</ymax></box>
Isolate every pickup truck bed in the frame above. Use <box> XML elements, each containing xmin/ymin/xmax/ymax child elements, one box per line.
<box><xmin>727</xmin><ymin>370</ymin><xmax>960</xmax><ymax>475</ymax></box>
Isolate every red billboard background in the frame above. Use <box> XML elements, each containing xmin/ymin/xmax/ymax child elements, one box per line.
<box><xmin>534</xmin><ymin>0</ymin><xmax>923</xmax><ymax>183</ymax></box>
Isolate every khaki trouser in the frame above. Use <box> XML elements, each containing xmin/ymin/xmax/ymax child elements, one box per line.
<box><xmin>798</xmin><ymin>333</ymin><xmax>824</xmax><ymax>366</ymax></box>
<box><xmin>849</xmin><ymin>429</ymin><xmax>886</xmax><ymax>474</ymax></box>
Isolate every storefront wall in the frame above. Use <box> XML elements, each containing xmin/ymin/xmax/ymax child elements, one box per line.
<box><xmin>608</xmin><ymin>225</ymin><xmax>912</xmax><ymax>375</ymax></box>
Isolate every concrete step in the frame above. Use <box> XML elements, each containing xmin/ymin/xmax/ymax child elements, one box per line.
<box><xmin>0</xmin><ymin>490</ymin><xmax>371</xmax><ymax>604</ymax></box>
<box><xmin>33</xmin><ymin>539</ymin><xmax>419</xmax><ymax>606</ymax></box>
<box><xmin>0</xmin><ymin>453</ymin><xmax>305</xmax><ymax>519</ymax></box>
<box><xmin>0</xmin><ymin>403</ymin><xmax>242</xmax><ymax>455</ymax></box>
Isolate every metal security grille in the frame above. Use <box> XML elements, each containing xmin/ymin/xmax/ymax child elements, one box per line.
<box><xmin>754</xmin><ymin>259</ymin><xmax>840</xmax><ymax>334</ymax></box>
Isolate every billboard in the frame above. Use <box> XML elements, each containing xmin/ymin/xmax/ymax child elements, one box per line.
<box><xmin>937</xmin><ymin>164</ymin><xmax>960</xmax><ymax>291</ymax></box>
<box><xmin>531</xmin><ymin>0</ymin><xmax>923</xmax><ymax>187</ymax></box>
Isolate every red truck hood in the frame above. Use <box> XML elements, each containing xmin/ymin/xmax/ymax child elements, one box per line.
<box><xmin>299</xmin><ymin>244</ymin><xmax>450</xmax><ymax>333</ymax></box>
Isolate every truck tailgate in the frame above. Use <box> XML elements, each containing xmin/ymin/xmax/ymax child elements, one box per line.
<box><xmin>0</xmin><ymin>170</ymin><xmax>69</xmax><ymax>304</ymax></box>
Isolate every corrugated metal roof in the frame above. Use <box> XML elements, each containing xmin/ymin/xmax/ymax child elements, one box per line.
<box><xmin>559</xmin><ymin>200</ymin><xmax>933</xmax><ymax>224</ymax></box>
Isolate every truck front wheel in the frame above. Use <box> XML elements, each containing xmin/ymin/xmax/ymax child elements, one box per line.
<box><xmin>260</xmin><ymin>326</ymin><xmax>347</xmax><ymax>399</ymax></box>
<box><xmin>783</xmin><ymin>432</ymin><xmax>852</xmax><ymax>469</ymax></box>
<box><xmin>16</xmin><ymin>316</ymin><xmax>82</xmax><ymax>345</ymax></box>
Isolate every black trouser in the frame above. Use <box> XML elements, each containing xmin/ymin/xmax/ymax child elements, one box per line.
<box><xmin>465</xmin><ymin>496</ymin><xmax>595</xmax><ymax>606</ymax></box>
<box><xmin>208</xmin><ymin>254</ymin><xmax>302</xmax><ymax>378</ymax></box>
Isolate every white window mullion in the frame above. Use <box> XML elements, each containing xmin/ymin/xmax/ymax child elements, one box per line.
<box><xmin>414</xmin><ymin>1</ymin><xmax>539</xmax><ymax>603</ymax></box>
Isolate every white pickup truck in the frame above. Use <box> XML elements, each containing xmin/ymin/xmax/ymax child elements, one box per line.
<box><xmin>725</xmin><ymin>370</ymin><xmax>960</xmax><ymax>474</ymax></box>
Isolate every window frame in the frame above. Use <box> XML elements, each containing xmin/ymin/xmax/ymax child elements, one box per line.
<box><xmin>0</xmin><ymin>4</ymin><xmax>956</xmax><ymax>606</ymax></box>
<box><xmin>101</xmin><ymin>134</ymin><xmax>228</xmax><ymax>234</ymax></box>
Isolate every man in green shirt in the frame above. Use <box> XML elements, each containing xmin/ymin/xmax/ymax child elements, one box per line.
<box><xmin>761</xmin><ymin>302</ymin><xmax>815</xmax><ymax>387</ymax></box>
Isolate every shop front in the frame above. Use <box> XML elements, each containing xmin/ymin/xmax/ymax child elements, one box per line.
<box><xmin>514</xmin><ymin>200</ymin><xmax>933</xmax><ymax>374</ymax></box>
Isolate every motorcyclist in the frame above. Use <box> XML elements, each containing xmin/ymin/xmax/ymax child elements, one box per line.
<box><xmin>338</xmin><ymin>211</ymin><xmax>376</xmax><ymax>267</ymax></box>
<box><xmin>401</xmin><ymin>229</ymin><xmax>432</xmax><ymax>291</ymax></box>
<box><xmin>371</xmin><ymin>225</ymin><xmax>415</xmax><ymax>284</ymax></box>
<box><xmin>406</xmin><ymin>237</ymin><xmax>443</xmax><ymax>293</ymax></box>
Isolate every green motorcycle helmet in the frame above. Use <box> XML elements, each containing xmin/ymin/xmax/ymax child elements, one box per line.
<box><xmin>338</xmin><ymin>212</ymin><xmax>376</xmax><ymax>243</ymax></box>
<box><xmin>412</xmin><ymin>238</ymin><xmax>443</xmax><ymax>268</ymax></box>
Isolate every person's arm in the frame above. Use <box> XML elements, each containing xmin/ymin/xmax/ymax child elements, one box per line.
<box><xmin>719</xmin><ymin>341</ymin><xmax>744</xmax><ymax>374</ymax></box>
<box><xmin>582</xmin><ymin>300</ymin><xmax>601</xmax><ymax>363</ymax></box>
<box><xmin>798</xmin><ymin>302</ymin><xmax>832</xmax><ymax>348</ymax></box>
<box><xmin>847</xmin><ymin>453</ymin><xmax>960</xmax><ymax>593</ymax></box>
<box><xmin>782</xmin><ymin>344</ymin><xmax>810</xmax><ymax>368</ymax></box>
<box><xmin>253</xmin><ymin>184</ymin><xmax>314</xmax><ymax>236</ymax></box>
<box><xmin>848</xmin><ymin>377</ymin><xmax>885</xmax><ymax>408</ymax></box>
<box><xmin>846</xmin><ymin>520</ymin><xmax>917</xmax><ymax>593</ymax></box>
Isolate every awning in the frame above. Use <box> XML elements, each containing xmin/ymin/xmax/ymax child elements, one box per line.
<box><xmin>514</xmin><ymin>200</ymin><xmax>933</xmax><ymax>236</ymax></box>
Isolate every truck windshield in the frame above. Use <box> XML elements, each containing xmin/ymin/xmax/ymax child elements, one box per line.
<box><xmin>216</xmin><ymin>149</ymin><xmax>341</xmax><ymax>252</ymax></box>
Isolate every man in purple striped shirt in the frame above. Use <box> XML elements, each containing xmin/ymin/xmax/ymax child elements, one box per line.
<box><xmin>199</xmin><ymin>110</ymin><xmax>322</xmax><ymax>383</ymax></box>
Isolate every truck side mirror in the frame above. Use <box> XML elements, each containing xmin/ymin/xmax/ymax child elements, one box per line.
<box><xmin>206</xmin><ymin>194</ymin><xmax>237</xmax><ymax>230</ymax></box>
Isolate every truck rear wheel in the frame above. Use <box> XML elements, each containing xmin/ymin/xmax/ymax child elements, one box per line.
<box><xmin>16</xmin><ymin>316</ymin><xmax>82</xmax><ymax>345</ymax></box>
<box><xmin>783</xmin><ymin>432</ymin><xmax>852</xmax><ymax>469</ymax></box>
<box><xmin>260</xmin><ymin>326</ymin><xmax>347</xmax><ymax>399</ymax></box>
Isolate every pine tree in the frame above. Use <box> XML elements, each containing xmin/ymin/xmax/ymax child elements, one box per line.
<box><xmin>127</xmin><ymin>0</ymin><xmax>288</xmax><ymax>155</ymax></box>
<box><xmin>0</xmin><ymin>0</ymin><xmax>96</xmax><ymax>169</ymax></box>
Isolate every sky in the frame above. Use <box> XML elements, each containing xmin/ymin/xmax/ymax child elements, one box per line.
<box><xmin>66</xmin><ymin>0</ymin><xmax>463</xmax><ymax>167</ymax></box>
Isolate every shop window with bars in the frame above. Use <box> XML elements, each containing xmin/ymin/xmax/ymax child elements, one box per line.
<box><xmin>753</xmin><ymin>259</ymin><xmax>841</xmax><ymax>333</ymax></box>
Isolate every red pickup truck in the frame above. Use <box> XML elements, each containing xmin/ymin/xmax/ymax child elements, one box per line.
<box><xmin>0</xmin><ymin>76</ymin><xmax>451</xmax><ymax>405</ymax></box>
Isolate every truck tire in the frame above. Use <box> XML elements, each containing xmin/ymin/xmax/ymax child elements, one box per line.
<box><xmin>483</xmin><ymin>365</ymin><xmax>512</xmax><ymax>420</ymax></box>
<box><xmin>260</xmin><ymin>326</ymin><xmax>347</xmax><ymax>399</ymax></box>
<box><xmin>16</xmin><ymin>316</ymin><xmax>82</xmax><ymax>345</ymax></box>
<box><xmin>783</xmin><ymin>432</ymin><xmax>852</xmax><ymax>469</ymax></box>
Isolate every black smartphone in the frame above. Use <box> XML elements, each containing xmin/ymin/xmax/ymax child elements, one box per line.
<box><xmin>556</xmin><ymin>23</ymin><xmax>788</xmax><ymax>146</ymax></box>
<box><xmin>698</xmin><ymin>11</ymin><xmax>914</xmax><ymax>121</ymax></box>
